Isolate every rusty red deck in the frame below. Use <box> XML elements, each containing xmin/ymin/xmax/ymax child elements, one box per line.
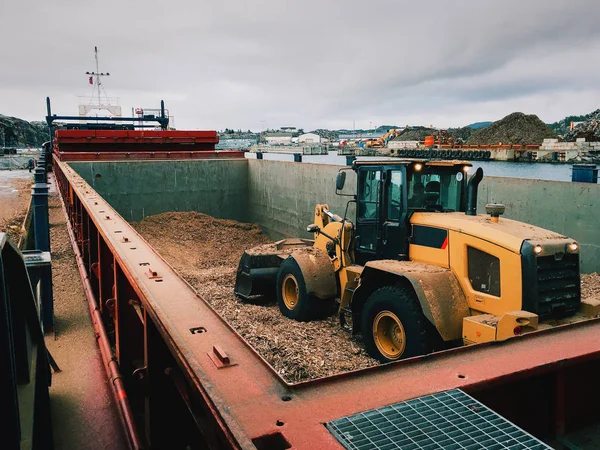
<box><xmin>54</xmin><ymin>158</ymin><xmax>600</xmax><ymax>449</ymax></box>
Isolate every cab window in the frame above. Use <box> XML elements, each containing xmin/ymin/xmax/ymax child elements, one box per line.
<box><xmin>387</xmin><ymin>170</ymin><xmax>403</xmax><ymax>221</ymax></box>
<box><xmin>468</xmin><ymin>246</ymin><xmax>501</xmax><ymax>297</ymax></box>
<box><xmin>357</xmin><ymin>169</ymin><xmax>381</xmax><ymax>252</ymax></box>
<box><xmin>408</xmin><ymin>169</ymin><xmax>463</xmax><ymax>211</ymax></box>
<box><xmin>358</xmin><ymin>170</ymin><xmax>380</xmax><ymax>219</ymax></box>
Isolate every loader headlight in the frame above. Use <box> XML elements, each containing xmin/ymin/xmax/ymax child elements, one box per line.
<box><xmin>567</xmin><ymin>242</ymin><xmax>579</xmax><ymax>253</ymax></box>
<box><xmin>533</xmin><ymin>245</ymin><xmax>543</xmax><ymax>255</ymax></box>
<box><xmin>414</xmin><ymin>163</ymin><xmax>423</xmax><ymax>172</ymax></box>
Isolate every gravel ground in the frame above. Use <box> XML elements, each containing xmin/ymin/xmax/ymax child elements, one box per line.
<box><xmin>132</xmin><ymin>211</ymin><xmax>600</xmax><ymax>383</ymax></box>
<box><xmin>132</xmin><ymin>212</ymin><xmax>379</xmax><ymax>383</ymax></box>
<box><xmin>0</xmin><ymin>174</ymin><xmax>31</xmax><ymax>243</ymax></box>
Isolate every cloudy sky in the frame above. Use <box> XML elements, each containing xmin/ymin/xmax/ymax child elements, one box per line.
<box><xmin>1</xmin><ymin>0</ymin><xmax>599</xmax><ymax>131</ymax></box>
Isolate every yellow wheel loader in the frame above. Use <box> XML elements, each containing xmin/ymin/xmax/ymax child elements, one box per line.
<box><xmin>235</xmin><ymin>160</ymin><xmax>589</xmax><ymax>363</ymax></box>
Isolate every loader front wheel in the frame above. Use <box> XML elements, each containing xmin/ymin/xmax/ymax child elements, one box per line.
<box><xmin>277</xmin><ymin>258</ymin><xmax>315</xmax><ymax>321</ymax></box>
<box><xmin>361</xmin><ymin>286</ymin><xmax>435</xmax><ymax>363</ymax></box>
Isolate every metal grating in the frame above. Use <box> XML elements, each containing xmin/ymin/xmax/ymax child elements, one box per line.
<box><xmin>326</xmin><ymin>389</ymin><xmax>551</xmax><ymax>450</ymax></box>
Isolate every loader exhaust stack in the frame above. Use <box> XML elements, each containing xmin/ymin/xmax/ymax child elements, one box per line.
<box><xmin>466</xmin><ymin>167</ymin><xmax>483</xmax><ymax>216</ymax></box>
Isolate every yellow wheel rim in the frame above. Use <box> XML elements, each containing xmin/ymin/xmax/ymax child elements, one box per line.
<box><xmin>372</xmin><ymin>311</ymin><xmax>406</xmax><ymax>360</ymax></box>
<box><xmin>282</xmin><ymin>274</ymin><xmax>299</xmax><ymax>310</ymax></box>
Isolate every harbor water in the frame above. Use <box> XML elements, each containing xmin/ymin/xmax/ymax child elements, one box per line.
<box><xmin>245</xmin><ymin>151</ymin><xmax>587</xmax><ymax>182</ymax></box>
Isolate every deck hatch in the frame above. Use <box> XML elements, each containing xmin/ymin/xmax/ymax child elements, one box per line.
<box><xmin>326</xmin><ymin>389</ymin><xmax>550</xmax><ymax>450</ymax></box>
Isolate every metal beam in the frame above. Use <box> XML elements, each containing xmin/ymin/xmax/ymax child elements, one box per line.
<box><xmin>55</xmin><ymin>151</ymin><xmax>244</xmax><ymax>162</ymax></box>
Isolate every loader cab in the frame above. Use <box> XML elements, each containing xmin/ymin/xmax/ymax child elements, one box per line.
<box><xmin>353</xmin><ymin>160</ymin><xmax>470</xmax><ymax>265</ymax></box>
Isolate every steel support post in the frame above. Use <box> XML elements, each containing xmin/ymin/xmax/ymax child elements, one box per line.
<box><xmin>31</xmin><ymin>176</ymin><xmax>53</xmax><ymax>331</ymax></box>
<box><xmin>38</xmin><ymin>155</ymin><xmax>47</xmax><ymax>182</ymax></box>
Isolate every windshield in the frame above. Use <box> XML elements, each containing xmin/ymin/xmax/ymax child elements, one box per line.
<box><xmin>408</xmin><ymin>168</ymin><xmax>465</xmax><ymax>212</ymax></box>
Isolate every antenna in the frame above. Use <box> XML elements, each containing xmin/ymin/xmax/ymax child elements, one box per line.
<box><xmin>85</xmin><ymin>46</ymin><xmax>111</xmax><ymax>107</ymax></box>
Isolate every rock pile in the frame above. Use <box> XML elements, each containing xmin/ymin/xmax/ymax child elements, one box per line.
<box><xmin>563</xmin><ymin>109</ymin><xmax>600</xmax><ymax>142</ymax></box>
<box><xmin>393</xmin><ymin>126</ymin><xmax>432</xmax><ymax>141</ymax></box>
<box><xmin>467</xmin><ymin>112</ymin><xmax>557</xmax><ymax>145</ymax></box>
<box><xmin>448</xmin><ymin>127</ymin><xmax>473</xmax><ymax>144</ymax></box>
<box><xmin>391</xmin><ymin>127</ymin><xmax>472</xmax><ymax>145</ymax></box>
<box><xmin>311</xmin><ymin>129</ymin><xmax>339</xmax><ymax>141</ymax></box>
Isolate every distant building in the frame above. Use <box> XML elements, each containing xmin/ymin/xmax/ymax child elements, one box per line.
<box><xmin>264</xmin><ymin>132</ymin><xmax>293</xmax><ymax>145</ymax></box>
<box><xmin>298</xmin><ymin>133</ymin><xmax>321</xmax><ymax>144</ymax></box>
<box><xmin>280</xmin><ymin>127</ymin><xmax>297</xmax><ymax>134</ymax></box>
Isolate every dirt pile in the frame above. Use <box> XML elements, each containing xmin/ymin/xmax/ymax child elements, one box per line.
<box><xmin>132</xmin><ymin>212</ymin><xmax>378</xmax><ymax>382</ymax></box>
<box><xmin>563</xmin><ymin>109</ymin><xmax>600</xmax><ymax>142</ymax></box>
<box><xmin>467</xmin><ymin>112</ymin><xmax>557</xmax><ymax>145</ymax></box>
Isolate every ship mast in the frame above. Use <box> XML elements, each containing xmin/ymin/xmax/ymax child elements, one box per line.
<box><xmin>80</xmin><ymin>46</ymin><xmax>121</xmax><ymax>117</ymax></box>
<box><xmin>94</xmin><ymin>46</ymin><xmax>102</xmax><ymax>106</ymax></box>
<box><xmin>86</xmin><ymin>46</ymin><xmax>110</xmax><ymax>106</ymax></box>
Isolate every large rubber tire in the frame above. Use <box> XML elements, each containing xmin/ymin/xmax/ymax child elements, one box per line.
<box><xmin>276</xmin><ymin>257</ymin><xmax>315</xmax><ymax>322</ymax></box>
<box><xmin>361</xmin><ymin>285</ymin><xmax>436</xmax><ymax>363</ymax></box>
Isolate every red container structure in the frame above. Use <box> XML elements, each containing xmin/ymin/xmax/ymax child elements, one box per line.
<box><xmin>53</xmin><ymin>129</ymin><xmax>244</xmax><ymax>161</ymax></box>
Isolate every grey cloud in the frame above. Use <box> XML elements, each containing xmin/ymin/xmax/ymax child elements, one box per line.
<box><xmin>1</xmin><ymin>0</ymin><xmax>599</xmax><ymax>130</ymax></box>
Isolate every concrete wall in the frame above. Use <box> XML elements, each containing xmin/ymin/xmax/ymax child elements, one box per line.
<box><xmin>69</xmin><ymin>159</ymin><xmax>600</xmax><ymax>273</ymax></box>
<box><xmin>247</xmin><ymin>159</ymin><xmax>355</xmax><ymax>240</ymax></box>
<box><xmin>478</xmin><ymin>177</ymin><xmax>600</xmax><ymax>273</ymax></box>
<box><xmin>68</xmin><ymin>160</ymin><xmax>248</xmax><ymax>223</ymax></box>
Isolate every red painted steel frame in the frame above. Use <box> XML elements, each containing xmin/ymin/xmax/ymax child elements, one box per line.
<box><xmin>54</xmin><ymin>158</ymin><xmax>600</xmax><ymax>449</ymax></box>
<box><xmin>55</xmin><ymin>129</ymin><xmax>219</xmax><ymax>144</ymax></box>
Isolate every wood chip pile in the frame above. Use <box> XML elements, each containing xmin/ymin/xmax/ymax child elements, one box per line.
<box><xmin>132</xmin><ymin>212</ymin><xmax>378</xmax><ymax>382</ymax></box>
<box><xmin>132</xmin><ymin>212</ymin><xmax>600</xmax><ymax>382</ymax></box>
<box><xmin>582</xmin><ymin>273</ymin><xmax>600</xmax><ymax>302</ymax></box>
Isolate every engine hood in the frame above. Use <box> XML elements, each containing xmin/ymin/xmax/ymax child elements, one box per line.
<box><xmin>410</xmin><ymin>212</ymin><xmax>567</xmax><ymax>253</ymax></box>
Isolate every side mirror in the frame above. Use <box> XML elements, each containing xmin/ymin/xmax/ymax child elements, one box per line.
<box><xmin>307</xmin><ymin>224</ymin><xmax>320</xmax><ymax>233</ymax></box>
<box><xmin>336</xmin><ymin>171</ymin><xmax>346</xmax><ymax>191</ymax></box>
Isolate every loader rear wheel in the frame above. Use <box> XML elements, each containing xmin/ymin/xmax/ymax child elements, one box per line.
<box><xmin>361</xmin><ymin>286</ymin><xmax>435</xmax><ymax>363</ymax></box>
<box><xmin>277</xmin><ymin>258</ymin><xmax>315</xmax><ymax>321</ymax></box>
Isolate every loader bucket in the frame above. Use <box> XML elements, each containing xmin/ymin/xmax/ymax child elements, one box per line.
<box><xmin>234</xmin><ymin>251</ymin><xmax>282</xmax><ymax>301</ymax></box>
<box><xmin>234</xmin><ymin>239</ymin><xmax>313</xmax><ymax>301</ymax></box>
